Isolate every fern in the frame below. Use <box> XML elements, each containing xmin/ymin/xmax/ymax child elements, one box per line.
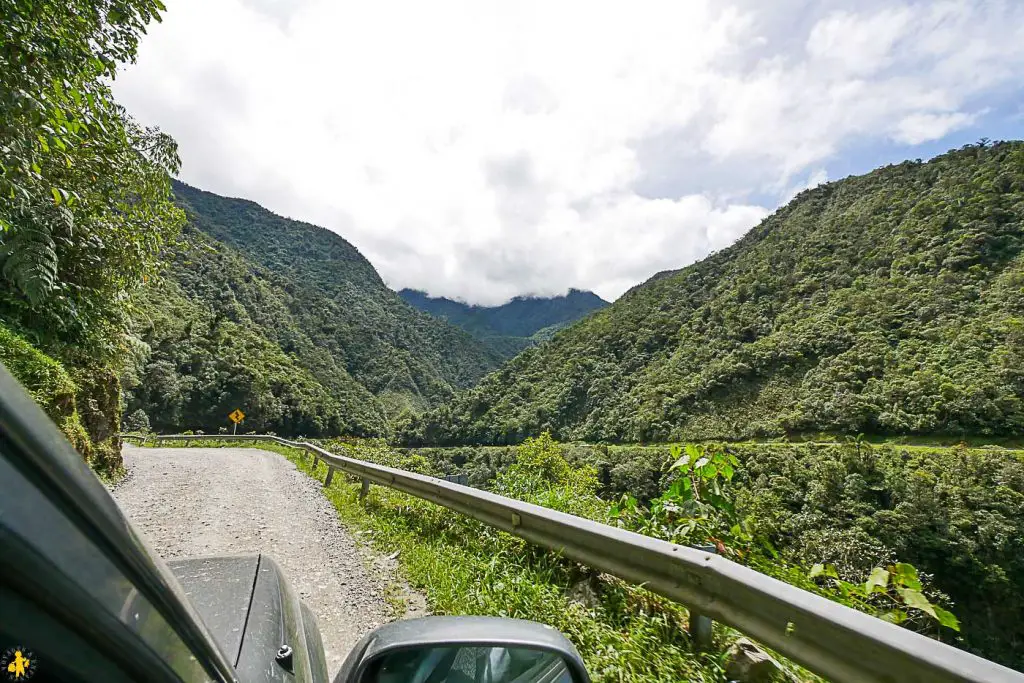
<box><xmin>0</xmin><ymin>204</ymin><xmax>70</xmax><ymax>305</ymax></box>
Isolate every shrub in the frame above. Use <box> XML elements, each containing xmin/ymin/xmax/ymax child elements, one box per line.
<box><xmin>123</xmin><ymin>408</ymin><xmax>151</xmax><ymax>433</ymax></box>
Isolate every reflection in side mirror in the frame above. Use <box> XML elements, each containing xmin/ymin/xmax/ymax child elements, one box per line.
<box><xmin>334</xmin><ymin>616</ymin><xmax>590</xmax><ymax>683</ymax></box>
<box><xmin>368</xmin><ymin>645</ymin><xmax>572</xmax><ymax>683</ymax></box>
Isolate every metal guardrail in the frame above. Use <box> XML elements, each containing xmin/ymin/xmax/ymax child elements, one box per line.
<box><xmin>124</xmin><ymin>433</ymin><xmax>1024</xmax><ymax>683</ymax></box>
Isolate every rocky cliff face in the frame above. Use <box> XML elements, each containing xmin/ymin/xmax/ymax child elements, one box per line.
<box><xmin>75</xmin><ymin>365</ymin><xmax>124</xmax><ymax>475</ymax></box>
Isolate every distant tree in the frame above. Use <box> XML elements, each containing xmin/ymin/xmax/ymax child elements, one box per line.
<box><xmin>123</xmin><ymin>408</ymin><xmax>151</xmax><ymax>433</ymax></box>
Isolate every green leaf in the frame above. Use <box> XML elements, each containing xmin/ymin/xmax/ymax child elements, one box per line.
<box><xmin>933</xmin><ymin>606</ymin><xmax>961</xmax><ymax>632</ymax></box>
<box><xmin>810</xmin><ymin>563</ymin><xmax>825</xmax><ymax>579</ymax></box>
<box><xmin>864</xmin><ymin>567</ymin><xmax>890</xmax><ymax>594</ymax></box>
<box><xmin>668</xmin><ymin>444</ymin><xmax>687</xmax><ymax>470</ymax></box>
<box><xmin>51</xmin><ymin>187</ymin><xmax>62</xmax><ymax>204</ymax></box>
<box><xmin>719</xmin><ymin>462</ymin><xmax>734</xmax><ymax>480</ymax></box>
<box><xmin>897</xmin><ymin>588</ymin><xmax>937</xmax><ymax>619</ymax></box>
<box><xmin>892</xmin><ymin>563</ymin><xmax>922</xmax><ymax>590</ymax></box>
<box><xmin>1</xmin><ymin>223</ymin><xmax>58</xmax><ymax>305</ymax></box>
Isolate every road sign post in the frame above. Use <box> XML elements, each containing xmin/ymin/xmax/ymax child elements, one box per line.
<box><xmin>228</xmin><ymin>408</ymin><xmax>245</xmax><ymax>435</ymax></box>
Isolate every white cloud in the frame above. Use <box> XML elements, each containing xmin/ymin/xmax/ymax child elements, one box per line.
<box><xmin>114</xmin><ymin>0</ymin><xmax>1024</xmax><ymax>304</ymax></box>
<box><xmin>805</xmin><ymin>8</ymin><xmax>913</xmax><ymax>76</ymax></box>
<box><xmin>892</xmin><ymin>112</ymin><xmax>979</xmax><ymax>145</ymax></box>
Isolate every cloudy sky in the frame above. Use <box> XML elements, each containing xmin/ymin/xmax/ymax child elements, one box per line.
<box><xmin>115</xmin><ymin>0</ymin><xmax>1024</xmax><ymax>305</ymax></box>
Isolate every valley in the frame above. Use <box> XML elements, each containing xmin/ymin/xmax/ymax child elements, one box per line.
<box><xmin>6</xmin><ymin>138</ymin><xmax>1023</xmax><ymax>676</ymax></box>
<box><xmin>2</xmin><ymin>4</ymin><xmax>1023</xmax><ymax>676</ymax></box>
<box><xmin>107</xmin><ymin>144</ymin><xmax>1024</xmax><ymax>673</ymax></box>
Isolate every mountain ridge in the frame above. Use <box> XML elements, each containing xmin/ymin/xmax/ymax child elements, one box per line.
<box><xmin>400</xmin><ymin>141</ymin><xmax>1024</xmax><ymax>445</ymax></box>
<box><xmin>398</xmin><ymin>287</ymin><xmax>608</xmax><ymax>360</ymax></box>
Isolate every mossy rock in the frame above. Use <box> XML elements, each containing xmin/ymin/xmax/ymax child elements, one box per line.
<box><xmin>0</xmin><ymin>323</ymin><xmax>122</xmax><ymax>476</ymax></box>
<box><xmin>0</xmin><ymin>323</ymin><xmax>78</xmax><ymax>419</ymax></box>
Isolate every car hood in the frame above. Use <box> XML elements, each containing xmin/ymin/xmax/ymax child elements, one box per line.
<box><xmin>168</xmin><ymin>555</ymin><xmax>260</xmax><ymax>663</ymax></box>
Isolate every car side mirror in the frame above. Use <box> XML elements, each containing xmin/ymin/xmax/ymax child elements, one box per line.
<box><xmin>334</xmin><ymin>616</ymin><xmax>590</xmax><ymax>683</ymax></box>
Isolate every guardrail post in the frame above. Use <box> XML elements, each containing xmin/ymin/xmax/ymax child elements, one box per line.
<box><xmin>689</xmin><ymin>544</ymin><xmax>717</xmax><ymax>651</ymax></box>
<box><xmin>359</xmin><ymin>477</ymin><xmax>370</xmax><ymax>501</ymax></box>
<box><xmin>311</xmin><ymin>454</ymin><xmax>320</xmax><ymax>471</ymax></box>
<box><xmin>324</xmin><ymin>466</ymin><xmax>335</xmax><ymax>488</ymax></box>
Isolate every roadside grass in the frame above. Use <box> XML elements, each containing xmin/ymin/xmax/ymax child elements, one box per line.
<box><xmin>291</xmin><ymin>452</ymin><xmax>734</xmax><ymax>682</ymax></box>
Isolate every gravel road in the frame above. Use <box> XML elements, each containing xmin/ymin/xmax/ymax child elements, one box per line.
<box><xmin>113</xmin><ymin>445</ymin><xmax>425</xmax><ymax>673</ymax></box>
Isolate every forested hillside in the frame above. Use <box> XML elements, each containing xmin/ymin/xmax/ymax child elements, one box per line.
<box><xmin>122</xmin><ymin>229</ymin><xmax>386</xmax><ymax>435</ymax></box>
<box><xmin>399</xmin><ymin>288</ymin><xmax>608</xmax><ymax>360</ymax></box>
<box><xmin>402</xmin><ymin>142</ymin><xmax>1024</xmax><ymax>445</ymax></box>
<box><xmin>122</xmin><ymin>184</ymin><xmax>507</xmax><ymax>436</ymax></box>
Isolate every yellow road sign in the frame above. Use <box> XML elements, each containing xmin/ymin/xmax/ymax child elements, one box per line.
<box><xmin>228</xmin><ymin>408</ymin><xmax>245</xmax><ymax>424</ymax></box>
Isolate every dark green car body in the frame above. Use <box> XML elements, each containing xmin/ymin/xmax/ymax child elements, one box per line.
<box><xmin>0</xmin><ymin>363</ymin><xmax>327</xmax><ymax>682</ymax></box>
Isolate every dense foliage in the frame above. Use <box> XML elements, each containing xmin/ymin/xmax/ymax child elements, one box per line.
<box><xmin>733</xmin><ymin>441</ymin><xmax>1022</xmax><ymax>662</ymax></box>
<box><xmin>399</xmin><ymin>288</ymin><xmax>608</xmax><ymax>360</ymax></box>
<box><xmin>396</xmin><ymin>438</ymin><xmax>1024</xmax><ymax>667</ymax></box>
<box><xmin>0</xmin><ymin>0</ymin><xmax>181</xmax><ymax>472</ymax></box>
<box><xmin>402</xmin><ymin>142</ymin><xmax>1024</xmax><ymax>445</ymax></box>
<box><xmin>122</xmin><ymin>230</ymin><xmax>385</xmax><ymax>435</ymax></box>
<box><xmin>1</xmin><ymin>0</ymin><xmax>182</xmax><ymax>353</ymax></box>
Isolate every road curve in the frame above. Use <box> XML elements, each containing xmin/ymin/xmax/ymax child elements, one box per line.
<box><xmin>113</xmin><ymin>445</ymin><xmax>423</xmax><ymax>673</ymax></box>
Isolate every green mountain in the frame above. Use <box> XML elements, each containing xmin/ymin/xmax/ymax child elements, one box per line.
<box><xmin>401</xmin><ymin>142</ymin><xmax>1024</xmax><ymax>445</ymax></box>
<box><xmin>123</xmin><ymin>183</ymin><xmax>505</xmax><ymax>436</ymax></box>
<box><xmin>398</xmin><ymin>288</ymin><xmax>609</xmax><ymax>357</ymax></box>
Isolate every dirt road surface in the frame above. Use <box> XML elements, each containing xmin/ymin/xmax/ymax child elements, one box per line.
<box><xmin>113</xmin><ymin>445</ymin><xmax>423</xmax><ymax>673</ymax></box>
